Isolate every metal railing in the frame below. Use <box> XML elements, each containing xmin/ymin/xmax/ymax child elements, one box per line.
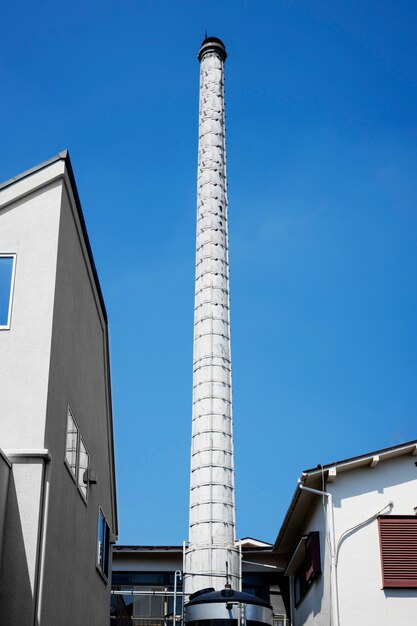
<box><xmin>273</xmin><ymin>615</ymin><xmax>290</xmax><ymax>626</ymax></box>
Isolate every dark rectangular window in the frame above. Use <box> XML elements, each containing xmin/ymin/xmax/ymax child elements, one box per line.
<box><xmin>112</xmin><ymin>571</ymin><xmax>130</xmax><ymax>585</ymax></box>
<box><xmin>0</xmin><ymin>255</ymin><xmax>15</xmax><ymax>328</ymax></box>
<box><xmin>97</xmin><ymin>509</ymin><xmax>111</xmax><ymax>580</ymax></box>
<box><xmin>111</xmin><ymin>570</ymin><xmax>183</xmax><ymax>588</ymax></box>
<box><xmin>379</xmin><ymin>516</ymin><xmax>417</xmax><ymax>588</ymax></box>
<box><xmin>130</xmin><ymin>572</ymin><xmax>166</xmax><ymax>585</ymax></box>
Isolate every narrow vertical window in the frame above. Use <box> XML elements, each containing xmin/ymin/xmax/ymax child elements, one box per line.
<box><xmin>0</xmin><ymin>255</ymin><xmax>16</xmax><ymax>329</ymax></box>
<box><xmin>291</xmin><ymin>532</ymin><xmax>321</xmax><ymax>606</ymax></box>
<box><xmin>97</xmin><ymin>509</ymin><xmax>111</xmax><ymax>580</ymax></box>
<box><xmin>78</xmin><ymin>436</ymin><xmax>89</xmax><ymax>499</ymax></box>
<box><xmin>65</xmin><ymin>407</ymin><xmax>78</xmax><ymax>477</ymax></box>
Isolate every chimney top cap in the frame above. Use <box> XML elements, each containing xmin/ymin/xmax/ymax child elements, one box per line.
<box><xmin>198</xmin><ymin>36</ymin><xmax>227</xmax><ymax>62</ymax></box>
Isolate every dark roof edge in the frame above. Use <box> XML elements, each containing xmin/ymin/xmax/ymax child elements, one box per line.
<box><xmin>303</xmin><ymin>438</ymin><xmax>417</xmax><ymax>475</ymax></box>
<box><xmin>0</xmin><ymin>150</ymin><xmax>107</xmax><ymax>324</ymax></box>
<box><xmin>62</xmin><ymin>151</ymin><xmax>108</xmax><ymax>324</ymax></box>
<box><xmin>273</xmin><ymin>483</ymin><xmax>302</xmax><ymax>552</ymax></box>
<box><xmin>113</xmin><ymin>544</ymin><xmax>183</xmax><ymax>552</ymax></box>
<box><xmin>113</xmin><ymin>544</ymin><xmax>276</xmax><ymax>555</ymax></box>
<box><xmin>62</xmin><ymin>152</ymin><xmax>117</xmax><ymax>532</ymax></box>
<box><xmin>240</xmin><ymin>536</ymin><xmax>273</xmax><ymax>546</ymax></box>
<box><xmin>273</xmin><ymin>438</ymin><xmax>417</xmax><ymax>553</ymax></box>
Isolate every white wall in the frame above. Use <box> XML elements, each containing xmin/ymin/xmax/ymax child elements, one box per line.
<box><xmin>292</xmin><ymin>454</ymin><xmax>417</xmax><ymax>626</ymax></box>
<box><xmin>0</xmin><ymin>166</ymin><xmax>63</xmax><ymax>625</ymax></box>
<box><xmin>0</xmin><ymin>159</ymin><xmax>117</xmax><ymax>625</ymax></box>
<box><xmin>292</xmin><ymin>501</ymin><xmax>331</xmax><ymax>626</ymax></box>
<box><xmin>0</xmin><ymin>174</ymin><xmax>62</xmax><ymax>448</ymax></box>
<box><xmin>332</xmin><ymin>455</ymin><xmax>417</xmax><ymax>626</ymax></box>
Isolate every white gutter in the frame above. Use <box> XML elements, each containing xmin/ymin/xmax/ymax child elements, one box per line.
<box><xmin>4</xmin><ymin>449</ymin><xmax>51</xmax><ymax>626</ymax></box>
<box><xmin>304</xmin><ymin>441</ymin><xmax>417</xmax><ymax>479</ymax></box>
<box><xmin>297</xmin><ymin>477</ymin><xmax>339</xmax><ymax>626</ymax></box>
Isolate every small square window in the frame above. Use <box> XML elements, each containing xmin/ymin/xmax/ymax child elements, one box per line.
<box><xmin>65</xmin><ymin>407</ymin><xmax>78</xmax><ymax>477</ymax></box>
<box><xmin>0</xmin><ymin>255</ymin><xmax>16</xmax><ymax>329</ymax></box>
<box><xmin>97</xmin><ymin>509</ymin><xmax>111</xmax><ymax>580</ymax></box>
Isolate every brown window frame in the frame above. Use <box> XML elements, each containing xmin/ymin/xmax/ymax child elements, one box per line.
<box><xmin>378</xmin><ymin>515</ymin><xmax>417</xmax><ymax>588</ymax></box>
<box><xmin>294</xmin><ymin>531</ymin><xmax>321</xmax><ymax>606</ymax></box>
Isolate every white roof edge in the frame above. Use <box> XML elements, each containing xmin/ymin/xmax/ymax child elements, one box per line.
<box><xmin>0</xmin><ymin>158</ymin><xmax>66</xmax><ymax>210</ymax></box>
<box><xmin>304</xmin><ymin>440</ymin><xmax>417</xmax><ymax>479</ymax></box>
<box><xmin>237</xmin><ymin>537</ymin><xmax>273</xmax><ymax>548</ymax></box>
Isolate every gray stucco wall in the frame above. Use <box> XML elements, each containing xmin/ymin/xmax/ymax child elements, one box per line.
<box><xmin>0</xmin><ymin>451</ymin><xmax>11</xmax><ymax>572</ymax></box>
<box><xmin>292</xmin><ymin>504</ymin><xmax>329</xmax><ymax>626</ymax></box>
<box><xmin>0</xmin><ymin>457</ymin><xmax>45</xmax><ymax>626</ymax></box>
<box><xmin>41</xmin><ymin>179</ymin><xmax>116</xmax><ymax>625</ymax></box>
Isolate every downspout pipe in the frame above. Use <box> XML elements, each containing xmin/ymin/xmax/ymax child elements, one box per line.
<box><xmin>297</xmin><ymin>477</ymin><xmax>339</xmax><ymax>626</ymax></box>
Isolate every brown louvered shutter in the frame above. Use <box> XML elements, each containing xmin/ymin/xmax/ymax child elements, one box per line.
<box><xmin>378</xmin><ymin>516</ymin><xmax>417</xmax><ymax>588</ymax></box>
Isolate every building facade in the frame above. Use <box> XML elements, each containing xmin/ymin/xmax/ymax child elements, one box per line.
<box><xmin>274</xmin><ymin>440</ymin><xmax>417</xmax><ymax>626</ymax></box>
<box><xmin>112</xmin><ymin>539</ymin><xmax>289</xmax><ymax>625</ymax></box>
<box><xmin>0</xmin><ymin>151</ymin><xmax>118</xmax><ymax>625</ymax></box>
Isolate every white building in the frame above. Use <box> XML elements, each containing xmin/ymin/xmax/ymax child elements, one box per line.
<box><xmin>273</xmin><ymin>439</ymin><xmax>417</xmax><ymax>626</ymax></box>
<box><xmin>0</xmin><ymin>151</ymin><xmax>118</xmax><ymax>625</ymax></box>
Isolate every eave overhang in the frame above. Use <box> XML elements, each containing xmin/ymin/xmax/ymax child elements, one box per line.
<box><xmin>274</xmin><ymin>438</ymin><xmax>417</xmax><ymax>560</ymax></box>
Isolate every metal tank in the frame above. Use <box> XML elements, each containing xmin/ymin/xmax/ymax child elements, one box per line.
<box><xmin>185</xmin><ymin>587</ymin><xmax>273</xmax><ymax>626</ymax></box>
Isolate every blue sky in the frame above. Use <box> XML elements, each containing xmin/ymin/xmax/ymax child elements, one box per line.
<box><xmin>2</xmin><ymin>1</ymin><xmax>417</xmax><ymax>545</ymax></box>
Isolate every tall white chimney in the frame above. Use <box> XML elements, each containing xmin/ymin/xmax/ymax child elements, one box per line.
<box><xmin>184</xmin><ymin>36</ymin><xmax>239</xmax><ymax>597</ymax></box>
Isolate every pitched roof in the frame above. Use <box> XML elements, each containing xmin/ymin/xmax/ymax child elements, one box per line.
<box><xmin>302</xmin><ymin>438</ymin><xmax>417</xmax><ymax>476</ymax></box>
<box><xmin>274</xmin><ymin>438</ymin><xmax>417</xmax><ymax>556</ymax></box>
<box><xmin>0</xmin><ymin>150</ymin><xmax>107</xmax><ymax>323</ymax></box>
<box><xmin>113</xmin><ymin>538</ymin><xmax>274</xmax><ymax>554</ymax></box>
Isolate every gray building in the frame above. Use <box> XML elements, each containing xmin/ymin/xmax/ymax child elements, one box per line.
<box><xmin>0</xmin><ymin>151</ymin><xmax>118</xmax><ymax>625</ymax></box>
